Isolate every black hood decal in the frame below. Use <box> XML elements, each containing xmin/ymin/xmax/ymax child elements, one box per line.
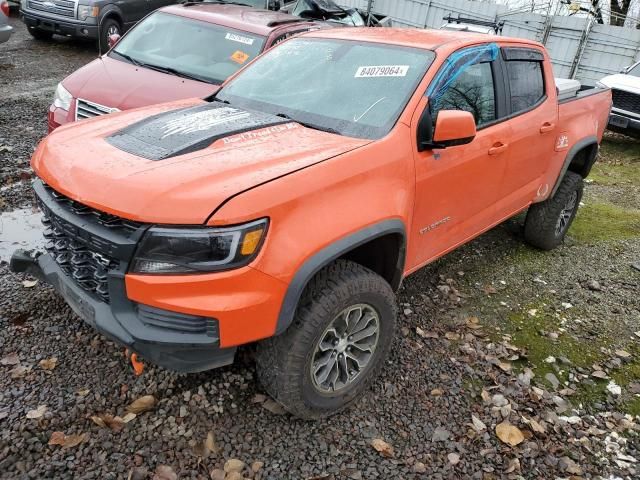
<box><xmin>106</xmin><ymin>103</ymin><xmax>290</xmax><ymax>161</ymax></box>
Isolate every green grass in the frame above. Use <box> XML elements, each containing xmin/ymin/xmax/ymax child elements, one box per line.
<box><xmin>571</xmin><ymin>201</ymin><xmax>640</xmax><ymax>243</ymax></box>
<box><xmin>590</xmin><ymin>161</ymin><xmax>640</xmax><ymax>186</ymax></box>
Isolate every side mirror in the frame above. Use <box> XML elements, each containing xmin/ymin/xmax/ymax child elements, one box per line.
<box><xmin>432</xmin><ymin>110</ymin><xmax>476</xmax><ymax>148</ymax></box>
<box><xmin>107</xmin><ymin>33</ymin><xmax>121</xmax><ymax>50</ymax></box>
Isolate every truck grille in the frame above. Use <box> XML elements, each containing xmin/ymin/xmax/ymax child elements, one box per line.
<box><xmin>28</xmin><ymin>0</ymin><xmax>75</xmax><ymax>18</ymax></box>
<box><xmin>37</xmin><ymin>184</ymin><xmax>143</xmax><ymax>303</ymax></box>
<box><xmin>76</xmin><ymin>99</ymin><xmax>119</xmax><ymax>121</ymax></box>
<box><xmin>611</xmin><ymin>88</ymin><xmax>640</xmax><ymax>116</ymax></box>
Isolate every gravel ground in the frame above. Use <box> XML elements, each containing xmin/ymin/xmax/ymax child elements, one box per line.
<box><xmin>1</xmin><ymin>14</ymin><xmax>640</xmax><ymax>480</ymax></box>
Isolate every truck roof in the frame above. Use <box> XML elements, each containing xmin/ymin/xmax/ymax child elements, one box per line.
<box><xmin>305</xmin><ymin>27</ymin><xmax>543</xmax><ymax>51</ymax></box>
<box><xmin>160</xmin><ymin>3</ymin><xmax>318</xmax><ymax>36</ymax></box>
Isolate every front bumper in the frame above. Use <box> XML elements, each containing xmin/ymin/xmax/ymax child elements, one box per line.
<box><xmin>8</xmin><ymin>179</ymin><xmax>287</xmax><ymax>373</ymax></box>
<box><xmin>11</xmin><ymin>250</ymin><xmax>237</xmax><ymax>373</ymax></box>
<box><xmin>21</xmin><ymin>10</ymin><xmax>98</xmax><ymax>39</ymax></box>
<box><xmin>607</xmin><ymin>111</ymin><xmax>640</xmax><ymax>136</ymax></box>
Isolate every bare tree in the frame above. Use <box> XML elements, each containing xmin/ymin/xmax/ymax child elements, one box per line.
<box><xmin>610</xmin><ymin>0</ymin><xmax>633</xmax><ymax>25</ymax></box>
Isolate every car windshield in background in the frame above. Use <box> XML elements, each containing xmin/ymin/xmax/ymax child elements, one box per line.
<box><xmin>216</xmin><ymin>38</ymin><xmax>435</xmax><ymax>139</ymax></box>
<box><xmin>110</xmin><ymin>12</ymin><xmax>266</xmax><ymax>85</ymax></box>
<box><xmin>627</xmin><ymin>63</ymin><xmax>640</xmax><ymax>77</ymax></box>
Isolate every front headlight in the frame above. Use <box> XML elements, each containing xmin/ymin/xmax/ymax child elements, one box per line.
<box><xmin>131</xmin><ymin>219</ymin><xmax>268</xmax><ymax>274</ymax></box>
<box><xmin>52</xmin><ymin>82</ymin><xmax>73</xmax><ymax>111</ymax></box>
<box><xmin>77</xmin><ymin>4</ymin><xmax>99</xmax><ymax>20</ymax></box>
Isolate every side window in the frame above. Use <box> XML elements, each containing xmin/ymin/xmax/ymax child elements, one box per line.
<box><xmin>505</xmin><ymin>60</ymin><xmax>545</xmax><ymax>112</ymax></box>
<box><xmin>431</xmin><ymin>62</ymin><xmax>496</xmax><ymax>127</ymax></box>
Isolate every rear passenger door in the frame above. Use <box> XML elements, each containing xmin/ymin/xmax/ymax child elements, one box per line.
<box><xmin>498</xmin><ymin>47</ymin><xmax>558</xmax><ymax>211</ymax></box>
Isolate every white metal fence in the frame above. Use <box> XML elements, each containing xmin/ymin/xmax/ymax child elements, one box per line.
<box><xmin>341</xmin><ymin>0</ymin><xmax>640</xmax><ymax>85</ymax></box>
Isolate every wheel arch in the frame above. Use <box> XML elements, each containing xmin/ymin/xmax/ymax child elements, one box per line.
<box><xmin>99</xmin><ymin>6</ymin><xmax>123</xmax><ymax>28</ymax></box>
<box><xmin>274</xmin><ymin>219</ymin><xmax>406</xmax><ymax>336</ymax></box>
<box><xmin>550</xmin><ymin>136</ymin><xmax>598</xmax><ymax>197</ymax></box>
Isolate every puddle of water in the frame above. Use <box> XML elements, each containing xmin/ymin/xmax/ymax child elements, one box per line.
<box><xmin>0</xmin><ymin>207</ymin><xmax>45</xmax><ymax>263</ymax></box>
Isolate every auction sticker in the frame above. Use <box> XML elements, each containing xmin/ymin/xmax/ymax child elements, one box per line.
<box><xmin>231</xmin><ymin>50</ymin><xmax>250</xmax><ymax>64</ymax></box>
<box><xmin>225</xmin><ymin>32</ymin><xmax>255</xmax><ymax>45</ymax></box>
<box><xmin>355</xmin><ymin>65</ymin><xmax>409</xmax><ymax>78</ymax></box>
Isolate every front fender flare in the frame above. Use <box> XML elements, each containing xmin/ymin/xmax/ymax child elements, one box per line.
<box><xmin>274</xmin><ymin>219</ymin><xmax>406</xmax><ymax>336</ymax></box>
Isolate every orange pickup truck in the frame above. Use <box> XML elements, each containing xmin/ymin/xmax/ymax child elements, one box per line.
<box><xmin>11</xmin><ymin>28</ymin><xmax>611</xmax><ymax>418</ymax></box>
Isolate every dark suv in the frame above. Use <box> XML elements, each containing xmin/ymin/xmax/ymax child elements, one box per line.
<box><xmin>20</xmin><ymin>0</ymin><xmax>177</xmax><ymax>49</ymax></box>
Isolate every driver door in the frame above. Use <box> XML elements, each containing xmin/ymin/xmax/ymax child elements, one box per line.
<box><xmin>408</xmin><ymin>45</ymin><xmax>511</xmax><ymax>269</ymax></box>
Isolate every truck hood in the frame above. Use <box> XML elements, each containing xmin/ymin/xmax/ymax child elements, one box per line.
<box><xmin>599</xmin><ymin>73</ymin><xmax>640</xmax><ymax>95</ymax></box>
<box><xmin>33</xmin><ymin>99</ymin><xmax>370</xmax><ymax>224</ymax></box>
<box><xmin>63</xmin><ymin>56</ymin><xmax>218</xmax><ymax>111</ymax></box>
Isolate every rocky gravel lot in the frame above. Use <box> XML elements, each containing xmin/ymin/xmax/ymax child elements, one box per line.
<box><xmin>1</xmin><ymin>13</ymin><xmax>640</xmax><ymax>480</ymax></box>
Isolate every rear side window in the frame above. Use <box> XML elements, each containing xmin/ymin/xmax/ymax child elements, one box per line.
<box><xmin>505</xmin><ymin>60</ymin><xmax>545</xmax><ymax>113</ymax></box>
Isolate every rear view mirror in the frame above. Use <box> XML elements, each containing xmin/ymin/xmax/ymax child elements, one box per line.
<box><xmin>432</xmin><ymin>110</ymin><xmax>476</xmax><ymax>148</ymax></box>
<box><xmin>107</xmin><ymin>33</ymin><xmax>121</xmax><ymax>50</ymax></box>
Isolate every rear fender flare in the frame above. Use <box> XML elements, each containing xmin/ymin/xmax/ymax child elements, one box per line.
<box><xmin>274</xmin><ymin>219</ymin><xmax>406</xmax><ymax>335</ymax></box>
<box><xmin>550</xmin><ymin>135</ymin><xmax>598</xmax><ymax>198</ymax></box>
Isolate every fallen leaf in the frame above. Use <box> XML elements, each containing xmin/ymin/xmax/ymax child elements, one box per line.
<box><xmin>431</xmin><ymin>388</ymin><xmax>444</xmax><ymax>397</ymax></box>
<box><xmin>495</xmin><ymin>421</ymin><xmax>525</xmax><ymax>447</ymax></box>
<box><xmin>251</xmin><ymin>461</ymin><xmax>264</xmax><ymax>473</ymax></box>
<box><xmin>22</xmin><ymin>279</ymin><xmax>38</xmax><ymax>288</ymax></box>
<box><xmin>522</xmin><ymin>416</ymin><xmax>546</xmax><ymax>434</ymax></box>
<box><xmin>251</xmin><ymin>394</ymin><xmax>267</xmax><ymax>404</ymax></box>
<box><xmin>224</xmin><ymin>459</ymin><xmax>245</xmax><ymax>473</ymax></box>
<box><xmin>416</xmin><ymin>327</ymin><xmax>439</xmax><ymax>339</ymax></box>
<box><xmin>122</xmin><ymin>412</ymin><xmax>137</xmax><ymax>424</ymax></box>
<box><xmin>210</xmin><ymin>469</ymin><xmax>225</xmax><ymax>480</ymax></box>
<box><xmin>504</xmin><ymin>458</ymin><xmax>521</xmax><ymax>474</ymax></box>
<box><xmin>126</xmin><ymin>395</ymin><xmax>156</xmax><ymax>414</ymax></box>
<box><xmin>370</xmin><ymin>438</ymin><xmax>394</xmax><ymax>458</ymax></box>
<box><xmin>447</xmin><ymin>452</ymin><xmax>460</xmax><ymax>465</ymax></box>
<box><xmin>615</xmin><ymin>350</ymin><xmax>631</xmax><ymax>359</ymax></box>
<box><xmin>48</xmin><ymin>431</ymin><xmax>88</xmax><ymax>449</ymax></box>
<box><xmin>153</xmin><ymin>465</ymin><xmax>177</xmax><ymax>480</ymax></box>
<box><xmin>483</xmin><ymin>285</ymin><xmax>497</xmax><ymax>294</ymax></box>
<box><xmin>205</xmin><ymin>431</ymin><xmax>217</xmax><ymax>454</ymax></box>
<box><xmin>91</xmin><ymin>414</ymin><xmax>124</xmax><ymax>432</ymax></box>
<box><xmin>262</xmin><ymin>399</ymin><xmax>286</xmax><ymax>415</ymax></box>
<box><xmin>471</xmin><ymin>415</ymin><xmax>487</xmax><ymax>432</ymax></box>
<box><xmin>10</xmin><ymin>365</ymin><xmax>31</xmax><ymax>379</ymax></box>
<box><xmin>498</xmin><ymin>361</ymin><xmax>512</xmax><ymax>373</ymax></box>
<box><xmin>26</xmin><ymin>405</ymin><xmax>47</xmax><ymax>419</ymax></box>
<box><xmin>39</xmin><ymin>357</ymin><xmax>58</xmax><ymax>371</ymax></box>
<box><xmin>1</xmin><ymin>353</ymin><xmax>20</xmax><ymax>366</ymax></box>
<box><xmin>444</xmin><ymin>332</ymin><xmax>460</xmax><ymax>341</ymax></box>
<box><xmin>76</xmin><ymin>388</ymin><xmax>90</xmax><ymax>397</ymax></box>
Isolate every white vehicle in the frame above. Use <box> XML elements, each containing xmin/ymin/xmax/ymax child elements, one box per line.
<box><xmin>597</xmin><ymin>62</ymin><xmax>640</xmax><ymax>137</ymax></box>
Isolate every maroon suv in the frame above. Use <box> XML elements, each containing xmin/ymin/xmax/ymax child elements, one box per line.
<box><xmin>49</xmin><ymin>3</ymin><xmax>327</xmax><ymax>131</ymax></box>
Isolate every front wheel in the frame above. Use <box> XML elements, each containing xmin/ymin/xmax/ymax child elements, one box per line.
<box><xmin>255</xmin><ymin>260</ymin><xmax>397</xmax><ymax>419</ymax></box>
<box><xmin>99</xmin><ymin>18</ymin><xmax>121</xmax><ymax>52</ymax></box>
<box><xmin>524</xmin><ymin>171</ymin><xmax>584</xmax><ymax>250</ymax></box>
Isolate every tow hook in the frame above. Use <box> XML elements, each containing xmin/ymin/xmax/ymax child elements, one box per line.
<box><xmin>124</xmin><ymin>348</ymin><xmax>145</xmax><ymax>376</ymax></box>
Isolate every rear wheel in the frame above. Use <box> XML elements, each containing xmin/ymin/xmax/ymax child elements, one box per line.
<box><xmin>255</xmin><ymin>260</ymin><xmax>397</xmax><ymax>419</ymax></box>
<box><xmin>524</xmin><ymin>171</ymin><xmax>583</xmax><ymax>250</ymax></box>
<box><xmin>28</xmin><ymin>27</ymin><xmax>53</xmax><ymax>41</ymax></box>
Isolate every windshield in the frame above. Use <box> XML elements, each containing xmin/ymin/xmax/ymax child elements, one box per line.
<box><xmin>627</xmin><ymin>63</ymin><xmax>640</xmax><ymax>77</ymax></box>
<box><xmin>216</xmin><ymin>38</ymin><xmax>435</xmax><ymax>139</ymax></box>
<box><xmin>110</xmin><ymin>12</ymin><xmax>266</xmax><ymax>85</ymax></box>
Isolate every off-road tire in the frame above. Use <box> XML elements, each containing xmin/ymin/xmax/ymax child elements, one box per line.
<box><xmin>524</xmin><ymin>171</ymin><xmax>583</xmax><ymax>250</ymax></box>
<box><xmin>99</xmin><ymin>18</ymin><xmax>121</xmax><ymax>52</ymax></box>
<box><xmin>28</xmin><ymin>27</ymin><xmax>53</xmax><ymax>41</ymax></box>
<box><xmin>255</xmin><ymin>260</ymin><xmax>397</xmax><ymax>419</ymax></box>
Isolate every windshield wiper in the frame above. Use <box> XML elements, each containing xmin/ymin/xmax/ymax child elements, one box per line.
<box><xmin>112</xmin><ymin>50</ymin><xmax>141</xmax><ymax>67</ymax></box>
<box><xmin>138</xmin><ymin>63</ymin><xmax>207</xmax><ymax>82</ymax></box>
<box><xmin>276</xmin><ymin>113</ymin><xmax>341</xmax><ymax>135</ymax></box>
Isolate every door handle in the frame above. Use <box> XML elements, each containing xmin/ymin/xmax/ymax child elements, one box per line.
<box><xmin>488</xmin><ymin>142</ymin><xmax>508</xmax><ymax>155</ymax></box>
<box><xmin>540</xmin><ymin>122</ymin><xmax>556</xmax><ymax>133</ymax></box>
